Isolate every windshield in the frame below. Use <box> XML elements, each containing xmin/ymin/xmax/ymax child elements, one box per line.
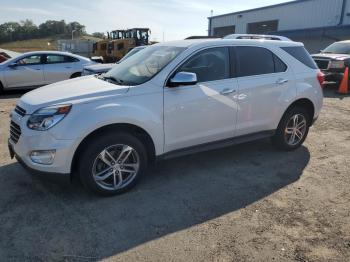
<box><xmin>104</xmin><ymin>45</ymin><xmax>186</xmax><ymax>86</ymax></box>
<box><xmin>323</xmin><ymin>42</ymin><xmax>350</xmax><ymax>55</ymax></box>
<box><xmin>119</xmin><ymin>47</ymin><xmax>144</xmax><ymax>63</ymax></box>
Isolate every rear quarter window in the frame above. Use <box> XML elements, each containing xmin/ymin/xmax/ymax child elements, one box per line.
<box><xmin>281</xmin><ymin>46</ymin><xmax>317</xmax><ymax>69</ymax></box>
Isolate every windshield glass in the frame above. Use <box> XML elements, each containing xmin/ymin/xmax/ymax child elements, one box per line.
<box><xmin>104</xmin><ymin>45</ymin><xmax>186</xmax><ymax>86</ymax></box>
<box><xmin>323</xmin><ymin>42</ymin><xmax>350</xmax><ymax>55</ymax></box>
<box><xmin>119</xmin><ymin>47</ymin><xmax>144</xmax><ymax>63</ymax></box>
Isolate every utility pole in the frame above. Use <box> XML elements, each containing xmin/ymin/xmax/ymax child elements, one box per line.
<box><xmin>72</xmin><ymin>29</ymin><xmax>77</xmax><ymax>40</ymax></box>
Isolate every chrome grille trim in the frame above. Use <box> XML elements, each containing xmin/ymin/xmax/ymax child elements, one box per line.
<box><xmin>314</xmin><ymin>59</ymin><xmax>330</xmax><ymax>70</ymax></box>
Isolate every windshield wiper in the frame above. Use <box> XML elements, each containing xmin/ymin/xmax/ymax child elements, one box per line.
<box><xmin>97</xmin><ymin>75</ymin><xmax>124</xmax><ymax>85</ymax></box>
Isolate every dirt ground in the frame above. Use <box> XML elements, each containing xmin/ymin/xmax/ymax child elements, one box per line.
<box><xmin>0</xmin><ymin>88</ymin><xmax>349</xmax><ymax>262</ymax></box>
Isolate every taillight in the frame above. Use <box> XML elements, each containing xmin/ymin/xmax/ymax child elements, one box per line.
<box><xmin>317</xmin><ymin>70</ymin><xmax>325</xmax><ymax>88</ymax></box>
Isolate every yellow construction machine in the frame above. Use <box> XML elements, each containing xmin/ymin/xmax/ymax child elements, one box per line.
<box><xmin>106</xmin><ymin>28</ymin><xmax>150</xmax><ymax>62</ymax></box>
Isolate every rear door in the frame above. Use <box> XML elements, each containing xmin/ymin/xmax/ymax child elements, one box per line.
<box><xmin>234</xmin><ymin>46</ymin><xmax>294</xmax><ymax>136</ymax></box>
<box><xmin>4</xmin><ymin>54</ymin><xmax>44</xmax><ymax>88</ymax></box>
<box><xmin>42</xmin><ymin>54</ymin><xmax>78</xmax><ymax>84</ymax></box>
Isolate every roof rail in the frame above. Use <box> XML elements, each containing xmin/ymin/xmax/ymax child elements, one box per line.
<box><xmin>223</xmin><ymin>34</ymin><xmax>292</xmax><ymax>41</ymax></box>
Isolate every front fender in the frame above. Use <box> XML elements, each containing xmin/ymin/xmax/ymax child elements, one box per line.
<box><xmin>49</xmin><ymin>97</ymin><xmax>164</xmax><ymax>155</ymax></box>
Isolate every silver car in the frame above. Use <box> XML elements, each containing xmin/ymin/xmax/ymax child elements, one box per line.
<box><xmin>0</xmin><ymin>51</ymin><xmax>96</xmax><ymax>93</ymax></box>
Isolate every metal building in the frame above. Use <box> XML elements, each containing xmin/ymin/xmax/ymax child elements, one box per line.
<box><xmin>208</xmin><ymin>0</ymin><xmax>350</xmax><ymax>52</ymax></box>
<box><xmin>57</xmin><ymin>39</ymin><xmax>96</xmax><ymax>58</ymax></box>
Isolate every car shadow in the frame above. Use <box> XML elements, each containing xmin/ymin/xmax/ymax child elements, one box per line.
<box><xmin>0</xmin><ymin>89</ymin><xmax>29</xmax><ymax>99</ymax></box>
<box><xmin>0</xmin><ymin>139</ymin><xmax>310</xmax><ymax>260</ymax></box>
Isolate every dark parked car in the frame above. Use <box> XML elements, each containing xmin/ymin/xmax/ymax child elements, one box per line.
<box><xmin>312</xmin><ymin>41</ymin><xmax>350</xmax><ymax>84</ymax></box>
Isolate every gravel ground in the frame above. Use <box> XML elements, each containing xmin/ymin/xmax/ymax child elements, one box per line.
<box><xmin>0</xmin><ymin>88</ymin><xmax>349</xmax><ymax>262</ymax></box>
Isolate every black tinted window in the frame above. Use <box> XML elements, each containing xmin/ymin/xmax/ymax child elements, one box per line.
<box><xmin>281</xmin><ymin>46</ymin><xmax>317</xmax><ymax>69</ymax></box>
<box><xmin>179</xmin><ymin>47</ymin><xmax>230</xmax><ymax>82</ymax></box>
<box><xmin>274</xmin><ymin>54</ymin><xmax>287</xmax><ymax>72</ymax></box>
<box><xmin>237</xmin><ymin>47</ymin><xmax>275</xmax><ymax>77</ymax></box>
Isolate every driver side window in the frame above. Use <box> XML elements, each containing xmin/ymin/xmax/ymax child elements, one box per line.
<box><xmin>16</xmin><ymin>55</ymin><xmax>42</xmax><ymax>65</ymax></box>
<box><xmin>179</xmin><ymin>47</ymin><xmax>230</xmax><ymax>83</ymax></box>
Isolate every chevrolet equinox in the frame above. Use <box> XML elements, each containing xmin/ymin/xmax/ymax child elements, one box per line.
<box><xmin>8</xmin><ymin>39</ymin><xmax>324</xmax><ymax>195</ymax></box>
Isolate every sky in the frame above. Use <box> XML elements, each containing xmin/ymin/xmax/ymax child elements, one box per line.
<box><xmin>0</xmin><ymin>0</ymin><xmax>292</xmax><ymax>41</ymax></box>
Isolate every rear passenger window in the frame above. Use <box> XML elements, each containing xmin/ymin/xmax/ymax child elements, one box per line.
<box><xmin>236</xmin><ymin>46</ymin><xmax>287</xmax><ymax>77</ymax></box>
<box><xmin>236</xmin><ymin>47</ymin><xmax>275</xmax><ymax>77</ymax></box>
<box><xmin>281</xmin><ymin>46</ymin><xmax>317</xmax><ymax>69</ymax></box>
<box><xmin>179</xmin><ymin>47</ymin><xmax>230</xmax><ymax>82</ymax></box>
<box><xmin>46</xmin><ymin>55</ymin><xmax>65</xmax><ymax>64</ymax></box>
<box><xmin>65</xmin><ymin>56</ymin><xmax>79</xmax><ymax>62</ymax></box>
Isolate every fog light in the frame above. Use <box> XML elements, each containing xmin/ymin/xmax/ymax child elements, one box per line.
<box><xmin>30</xmin><ymin>150</ymin><xmax>56</xmax><ymax>165</ymax></box>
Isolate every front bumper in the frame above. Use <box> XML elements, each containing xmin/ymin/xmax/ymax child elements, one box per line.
<box><xmin>9</xmin><ymin>143</ymin><xmax>70</xmax><ymax>183</ymax></box>
<box><xmin>8</xmin><ymin>113</ymin><xmax>78</xmax><ymax>175</ymax></box>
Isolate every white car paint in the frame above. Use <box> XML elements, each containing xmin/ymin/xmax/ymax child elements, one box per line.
<box><xmin>9</xmin><ymin>39</ymin><xmax>323</xmax><ymax>175</ymax></box>
<box><xmin>0</xmin><ymin>51</ymin><xmax>96</xmax><ymax>91</ymax></box>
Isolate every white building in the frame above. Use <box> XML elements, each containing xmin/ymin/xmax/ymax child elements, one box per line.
<box><xmin>208</xmin><ymin>0</ymin><xmax>350</xmax><ymax>52</ymax></box>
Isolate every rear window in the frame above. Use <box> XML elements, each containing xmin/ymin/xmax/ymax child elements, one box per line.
<box><xmin>281</xmin><ymin>46</ymin><xmax>317</xmax><ymax>69</ymax></box>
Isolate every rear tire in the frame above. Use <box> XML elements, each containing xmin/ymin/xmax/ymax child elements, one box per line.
<box><xmin>272</xmin><ymin>106</ymin><xmax>311</xmax><ymax>151</ymax></box>
<box><xmin>78</xmin><ymin>131</ymin><xmax>148</xmax><ymax>196</ymax></box>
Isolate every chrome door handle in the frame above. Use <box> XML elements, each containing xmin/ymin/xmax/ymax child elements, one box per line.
<box><xmin>220</xmin><ymin>88</ymin><xmax>236</xmax><ymax>95</ymax></box>
<box><xmin>276</xmin><ymin>78</ymin><xmax>288</xmax><ymax>85</ymax></box>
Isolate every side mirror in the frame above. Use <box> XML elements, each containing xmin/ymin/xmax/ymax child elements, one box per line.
<box><xmin>169</xmin><ymin>72</ymin><xmax>197</xmax><ymax>87</ymax></box>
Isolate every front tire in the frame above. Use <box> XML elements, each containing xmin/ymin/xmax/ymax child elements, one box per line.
<box><xmin>78</xmin><ymin>132</ymin><xmax>148</xmax><ymax>196</ymax></box>
<box><xmin>272</xmin><ymin>107</ymin><xmax>311</xmax><ymax>151</ymax></box>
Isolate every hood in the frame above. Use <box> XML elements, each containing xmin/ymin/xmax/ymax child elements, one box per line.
<box><xmin>84</xmin><ymin>63</ymin><xmax>116</xmax><ymax>73</ymax></box>
<box><xmin>312</xmin><ymin>53</ymin><xmax>350</xmax><ymax>60</ymax></box>
<box><xmin>19</xmin><ymin>76</ymin><xmax>129</xmax><ymax>113</ymax></box>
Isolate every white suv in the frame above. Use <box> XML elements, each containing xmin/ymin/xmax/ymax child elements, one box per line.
<box><xmin>8</xmin><ymin>39</ymin><xmax>324</xmax><ymax>195</ymax></box>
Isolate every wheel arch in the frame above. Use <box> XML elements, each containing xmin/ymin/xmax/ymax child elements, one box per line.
<box><xmin>284</xmin><ymin>98</ymin><xmax>315</xmax><ymax>125</ymax></box>
<box><xmin>71</xmin><ymin>123</ymin><xmax>156</xmax><ymax>175</ymax></box>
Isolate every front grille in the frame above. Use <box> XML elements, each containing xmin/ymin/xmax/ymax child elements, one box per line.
<box><xmin>14</xmin><ymin>105</ymin><xmax>26</xmax><ymax>117</ymax></box>
<box><xmin>10</xmin><ymin>121</ymin><xmax>21</xmax><ymax>144</ymax></box>
<box><xmin>314</xmin><ymin>59</ymin><xmax>330</xmax><ymax>70</ymax></box>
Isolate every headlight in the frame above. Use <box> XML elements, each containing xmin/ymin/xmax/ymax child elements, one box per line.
<box><xmin>27</xmin><ymin>104</ymin><xmax>72</xmax><ymax>131</ymax></box>
<box><xmin>328</xmin><ymin>60</ymin><xmax>345</xmax><ymax>69</ymax></box>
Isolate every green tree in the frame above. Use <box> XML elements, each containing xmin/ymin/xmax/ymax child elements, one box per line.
<box><xmin>92</xmin><ymin>32</ymin><xmax>105</xmax><ymax>39</ymax></box>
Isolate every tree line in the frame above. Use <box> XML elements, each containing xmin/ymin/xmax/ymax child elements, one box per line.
<box><xmin>0</xmin><ymin>19</ymin><xmax>87</xmax><ymax>43</ymax></box>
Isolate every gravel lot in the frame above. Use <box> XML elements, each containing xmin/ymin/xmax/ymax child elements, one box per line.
<box><xmin>0</xmin><ymin>88</ymin><xmax>349</xmax><ymax>262</ymax></box>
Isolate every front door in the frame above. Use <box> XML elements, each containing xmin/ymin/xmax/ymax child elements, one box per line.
<box><xmin>164</xmin><ymin>47</ymin><xmax>238</xmax><ymax>153</ymax></box>
<box><xmin>4</xmin><ymin>54</ymin><xmax>44</xmax><ymax>88</ymax></box>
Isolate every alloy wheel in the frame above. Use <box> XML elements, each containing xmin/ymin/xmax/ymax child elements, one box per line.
<box><xmin>92</xmin><ymin>144</ymin><xmax>140</xmax><ymax>191</ymax></box>
<box><xmin>284</xmin><ymin>114</ymin><xmax>307</xmax><ymax>146</ymax></box>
